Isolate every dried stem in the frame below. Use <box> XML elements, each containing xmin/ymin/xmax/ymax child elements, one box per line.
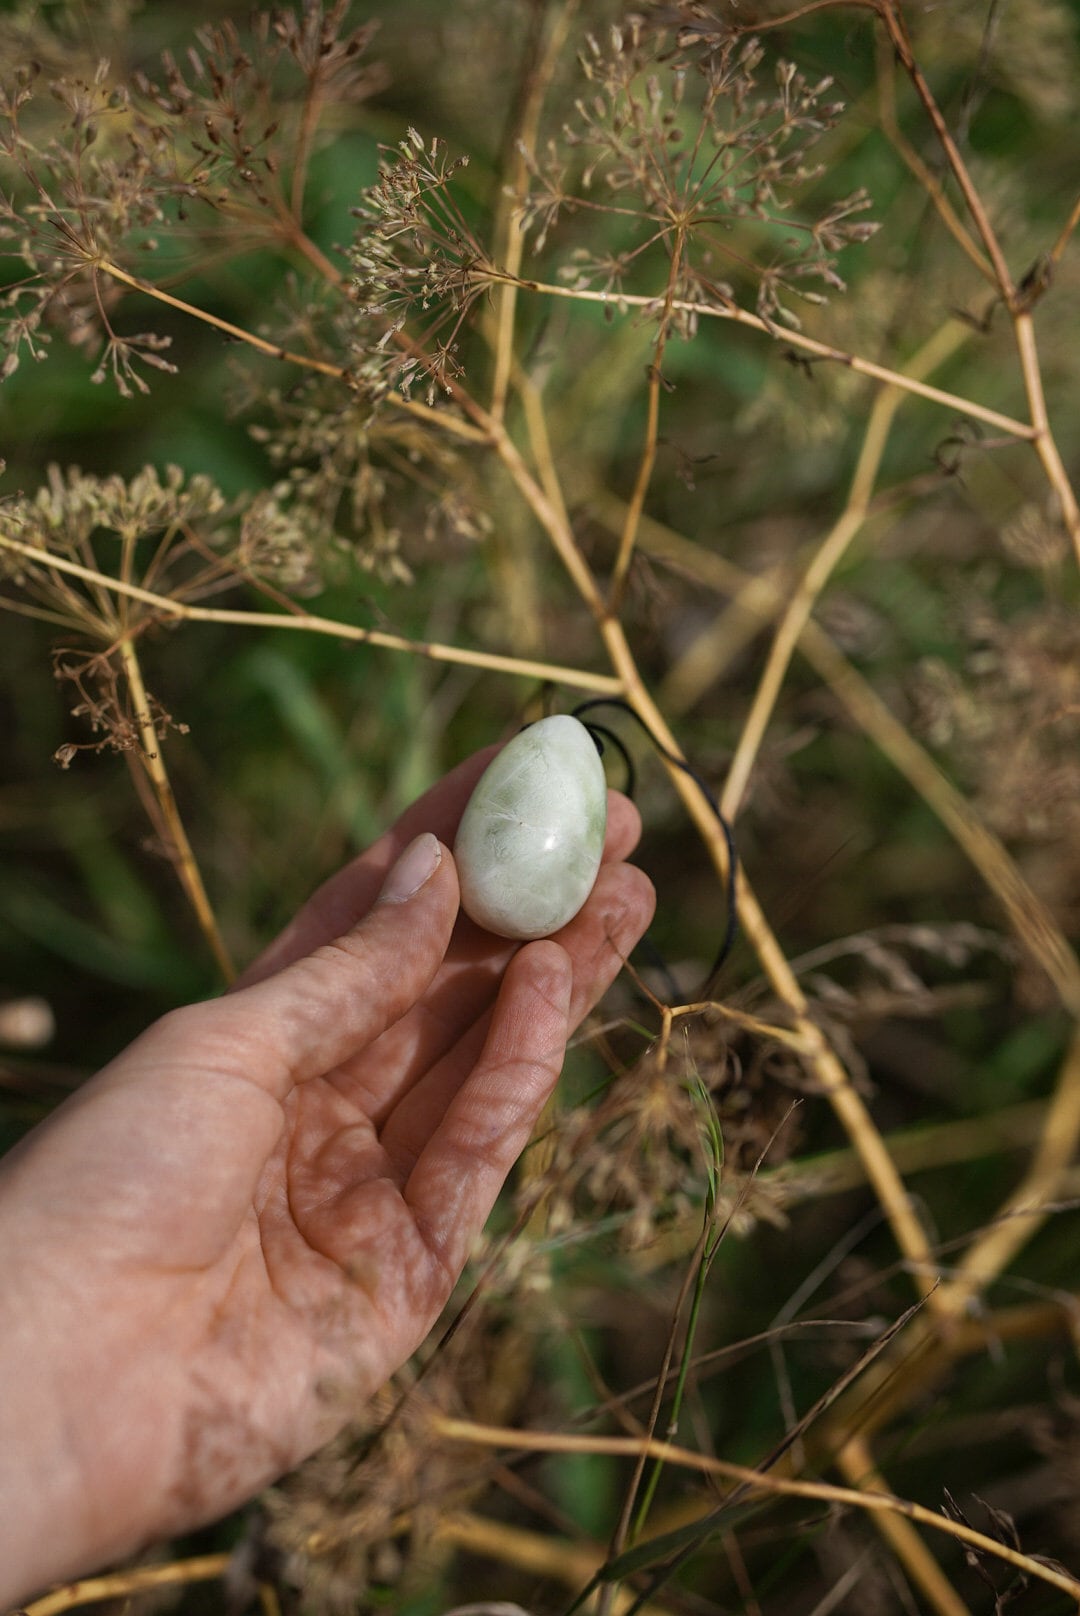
<box><xmin>94</xmin><ymin>260</ymin><xmax>489</xmax><ymax>445</ymax></box>
<box><xmin>876</xmin><ymin>3</ymin><xmax>1015</xmax><ymax>299</ymax></box>
<box><xmin>596</xmin><ymin>617</ymin><xmax>944</xmax><ymax>1312</ymax></box>
<box><xmin>19</xmin><ymin>1554</ymin><xmax>231</xmax><ymax>1616</ymax></box>
<box><xmin>1013</xmin><ymin>310</ymin><xmax>1080</xmax><ymax>567</ymax></box>
<box><xmin>116</xmin><ymin>634</ymin><xmax>235</xmax><ymax>981</ymax></box>
<box><xmin>874</xmin><ymin>31</ymin><xmax>995</xmax><ymax>284</ymax></box>
<box><xmin>492</xmin><ymin>272</ymin><xmax>1034</xmax><ymax>438</ymax></box>
<box><xmin>433</xmin><ymin>1512</ymin><xmax>675</xmax><ymax>1616</ymax></box>
<box><xmin>0</xmin><ymin>534</ymin><xmax>622</xmax><ymax>694</ymax></box>
<box><xmin>609</xmin><ymin>232</ymin><xmax>686</xmax><ymax>610</ymax></box>
<box><xmin>433</xmin><ymin>1417</ymin><xmax>1080</xmax><ymax>1604</ymax></box>
<box><xmin>721</xmin><ymin>318</ymin><xmax>968</xmax><ymax>818</ymax></box>
<box><xmin>487</xmin><ymin>0</ymin><xmax>578</xmax><ymax>424</ymax></box>
<box><xmin>835</xmin><ymin>1434</ymin><xmax>971</xmax><ymax>1616</ymax></box>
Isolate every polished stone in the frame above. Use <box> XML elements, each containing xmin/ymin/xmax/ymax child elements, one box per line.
<box><xmin>454</xmin><ymin>714</ymin><xmax>608</xmax><ymax>940</ymax></box>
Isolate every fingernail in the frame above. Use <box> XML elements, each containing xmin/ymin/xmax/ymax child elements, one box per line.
<box><xmin>377</xmin><ymin>832</ymin><xmax>442</xmax><ymax>905</ymax></box>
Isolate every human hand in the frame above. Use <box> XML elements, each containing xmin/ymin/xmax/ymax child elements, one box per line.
<box><xmin>0</xmin><ymin>748</ymin><xmax>654</xmax><ymax>1604</ymax></box>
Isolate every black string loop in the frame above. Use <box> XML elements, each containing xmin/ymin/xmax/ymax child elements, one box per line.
<box><xmin>569</xmin><ymin>697</ymin><xmax>739</xmax><ymax>986</ymax></box>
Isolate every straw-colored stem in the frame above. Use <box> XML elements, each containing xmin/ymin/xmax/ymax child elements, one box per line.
<box><xmin>836</xmin><ymin>1434</ymin><xmax>972</xmax><ymax>1616</ymax></box>
<box><xmin>490</xmin><ymin>271</ymin><xmax>1034</xmax><ymax>439</ymax></box>
<box><xmin>721</xmin><ymin>319</ymin><xmax>967</xmax><ymax>819</ymax></box>
<box><xmin>597</xmin><ymin>615</ymin><xmax>944</xmax><ymax>1312</ymax></box>
<box><xmin>487</xmin><ymin>0</ymin><xmax>578</xmax><ymax>424</ymax></box>
<box><xmin>1014</xmin><ymin>310</ymin><xmax>1080</xmax><ymax>568</ymax></box>
<box><xmin>117</xmin><ymin>635</ymin><xmax>235</xmax><ymax>982</ymax></box>
<box><xmin>0</xmin><ymin>535</ymin><xmax>622</xmax><ymax>696</ymax></box>
<box><xmin>93</xmin><ymin>259</ymin><xmax>488</xmax><ymax>445</ymax></box>
<box><xmin>609</xmin><ymin>231</ymin><xmax>686</xmax><ymax>610</ymax></box>
<box><xmin>433</xmin><ymin>1416</ymin><xmax>1080</xmax><ymax>1604</ymax></box>
<box><xmin>19</xmin><ymin>1554</ymin><xmax>231</xmax><ymax>1615</ymax></box>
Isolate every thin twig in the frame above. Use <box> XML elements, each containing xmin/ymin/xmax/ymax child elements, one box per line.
<box><xmin>94</xmin><ymin>259</ymin><xmax>490</xmax><ymax>444</ymax></box>
<box><xmin>609</xmin><ymin>230</ymin><xmax>687</xmax><ymax>610</ymax></box>
<box><xmin>721</xmin><ymin>319</ymin><xmax>968</xmax><ymax>818</ymax></box>
<box><xmin>835</xmin><ymin>1434</ymin><xmax>972</xmax><ymax>1616</ymax></box>
<box><xmin>876</xmin><ymin>3</ymin><xmax>1015</xmax><ymax>300</ymax></box>
<box><xmin>18</xmin><ymin>1554</ymin><xmax>231</xmax><ymax>1616</ymax></box>
<box><xmin>117</xmin><ymin>634</ymin><xmax>236</xmax><ymax>981</ymax></box>
<box><xmin>874</xmin><ymin>31</ymin><xmax>995</xmax><ymax>284</ymax></box>
<box><xmin>0</xmin><ymin>535</ymin><xmax>622</xmax><ymax>694</ymax></box>
<box><xmin>433</xmin><ymin>1417</ymin><xmax>1080</xmax><ymax>1604</ymax></box>
<box><xmin>487</xmin><ymin>0</ymin><xmax>578</xmax><ymax>424</ymax></box>
<box><xmin>493</xmin><ymin>272</ymin><xmax>1034</xmax><ymax>438</ymax></box>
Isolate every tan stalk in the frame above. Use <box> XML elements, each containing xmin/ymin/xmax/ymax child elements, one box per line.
<box><xmin>835</xmin><ymin>1434</ymin><xmax>972</xmax><ymax>1616</ymax></box>
<box><xmin>943</xmin><ymin>1025</ymin><xmax>1080</xmax><ymax>1313</ymax></box>
<box><xmin>436</xmin><ymin>1513</ymin><xmax>675</xmax><ymax>1615</ymax></box>
<box><xmin>720</xmin><ymin>319</ymin><xmax>968</xmax><ymax>819</ymax></box>
<box><xmin>1013</xmin><ymin>310</ymin><xmax>1080</xmax><ymax>567</ymax></box>
<box><xmin>18</xmin><ymin>1554</ymin><xmax>231</xmax><ymax>1616</ymax></box>
<box><xmin>872</xmin><ymin>6</ymin><xmax>1080</xmax><ymax>566</ymax></box>
<box><xmin>0</xmin><ymin>536</ymin><xmax>621</xmax><ymax>695</ymax></box>
<box><xmin>615</xmin><ymin>507</ymin><xmax>1080</xmax><ymax>1333</ymax></box>
<box><xmin>609</xmin><ymin>230</ymin><xmax>687</xmax><ymax>610</ymax></box>
<box><xmin>874</xmin><ymin>31</ymin><xmax>994</xmax><ymax>284</ymax></box>
<box><xmin>622</xmin><ymin>509</ymin><xmax>1080</xmax><ymax>1017</ymax></box>
<box><xmin>876</xmin><ymin>4</ymin><xmax>1015</xmax><ymax>299</ymax></box>
<box><xmin>490</xmin><ymin>272</ymin><xmax>1034</xmax><ymax>438</ymax></box>
<box><xmin>116</xmin><ymin>635</ymin><xmax>235</xmax><ymax>982</ymax></box>
<box><xmin>598</xmin><ymin>614</ymin><xmax>944</xmax><ymax>1311</ymax></box>
<box><xmin>433</xmin><ymin>1416</ymin><xmax>1080</xmax><ymax>1603</ymax></box>
<box><xmin>1049</xmin><ymin>192</ymin><xmax>1080</xmax><ymax>265</ymax></box>
<box><xmin>502</xmin><ymin>376</ymin><xmax>943</xmax><ymax>1305</ymax></box>
<box><xmin>94</xmin><ymin>260</ymin><xmax>489</xmax><ymax>445</ymax></box>
<box><xmin>487</xmin><ymin>0</ymin><xmax>578</xmax><ymax>424</ymax></box>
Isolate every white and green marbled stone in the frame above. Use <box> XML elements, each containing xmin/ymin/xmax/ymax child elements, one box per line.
<box><xmin>454</xmin><ymin>714</ymin><xmax>608</xmax><ymax>940</ymax></box>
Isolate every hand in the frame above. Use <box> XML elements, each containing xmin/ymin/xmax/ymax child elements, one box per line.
<box><xmin>0</xmin><ymin>749</ymin><xmax>654</xmax><ymax>1603</ymax></box>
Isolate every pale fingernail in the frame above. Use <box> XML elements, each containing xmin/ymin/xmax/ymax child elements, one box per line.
<box><xmin>376</xmin><ymin>832</ymin><xmax>442</xmax><ymax>905</ymax></box>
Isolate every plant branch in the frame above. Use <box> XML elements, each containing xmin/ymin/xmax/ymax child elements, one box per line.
<box><xmin>487</xmin><ymin>0</ymin><xmax>578</xmax><ymax>424</ymax></box>
<box><xmin>721</xmin><ymin>319</ymin><xmax>968</xmax><ymax>819</ymax></box>
<box><xmin>93</xmin><ymin>259</ymin><xmax>489</xmax><ymax>444</ymax></box>
<box><xmin>493</xmin><ymin>272</ymin><xmax>1034</xmax><ymax>438</ymax></box>
<box><xmin>1013</xmin><ymin>310</ymin><xmax>1080</xmax><ymax>567</ymax></box>
<box><xmin>835</xmin><ymin>1434</ymin><xmax>971</xmax><ymax>1616</ymax></box>
<box><xmin>609</xmin><ymin>231</ymin><xmax>686</xmax><ymax>611</ymax></box>
<box><xmin>116</xmin><ymin>634</ymin><xmax>235</xmax><ymax>982</ymax></box>
<box><xmin>874</xmin><ymin>31</ymin><xmax>995</xmax><ymax>284</ymax></box>
<box><xmin>18</xmin><ymin>1554</ymin><xmax>231</xmax><ymax>1616</ymax></box>
<box><xmin>0</xmin><ymin>535</ymin><xmax>622</xmax><ymax>694</ymax></box>
<box><xmin>433</xmin><ymin>1417</ymin><xmax>1080</xmax><ymax>1604</ymax></box>
<box><xmin>876</xmin><ymin>3</ymin><xmax>1015</xmax><ymax>301</ymax></box>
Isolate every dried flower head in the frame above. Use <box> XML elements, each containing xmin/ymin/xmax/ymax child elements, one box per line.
<box><xmin>519</xmin><ymin>7</ymin><xmax>875</xmax><ymax>327</ymax></box>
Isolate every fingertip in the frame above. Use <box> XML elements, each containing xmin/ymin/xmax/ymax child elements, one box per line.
<box><xmin>512</xmin><ymin>937</ymin><xmax>573</xmax><ymax>1011</ymax></box>
<box><xmin>604</xmin><ymin>789</ymin><xmax>643</xmax><ymax>861</ymax></box>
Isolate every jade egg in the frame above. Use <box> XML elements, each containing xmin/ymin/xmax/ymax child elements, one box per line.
<box><xmin>454</xmin><ymin>714</ymin><xmax>608</xmax><ymax>940</ymax></box>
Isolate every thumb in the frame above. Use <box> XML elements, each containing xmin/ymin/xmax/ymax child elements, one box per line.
<box><xmin>218</xmin><ymin>834</ymin><xmax>460</xmax><ymax>1096</ymax></box>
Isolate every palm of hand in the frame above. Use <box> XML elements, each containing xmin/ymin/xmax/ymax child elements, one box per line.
<box><xmin>0</xmin><ymin>750</ymin><xmax>652</xmax><ymax>1581</ymax></box>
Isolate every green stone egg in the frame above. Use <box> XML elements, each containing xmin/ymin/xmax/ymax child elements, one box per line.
<box><xmin>454</xmin><ymin>715</ymin><xmax>608</xmax><ymax>940</ymax></box>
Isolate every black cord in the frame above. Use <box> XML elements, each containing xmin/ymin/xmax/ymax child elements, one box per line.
<box><xmin>569</xmin><ymin>697</ymin><xmax>739</xmax><ymax>984</ymax></box>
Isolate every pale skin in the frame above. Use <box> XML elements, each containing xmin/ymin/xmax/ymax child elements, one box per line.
<box><xmin>0</xmin><ymin>748</ymin><xmax>654</xmax><ymax>1606</ymax></box>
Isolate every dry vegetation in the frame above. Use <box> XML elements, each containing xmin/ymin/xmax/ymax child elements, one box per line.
<box><xmin>2</xmin><ymin>1</ymin><xmax>1080</xmax><ymax>1612</ymax></box>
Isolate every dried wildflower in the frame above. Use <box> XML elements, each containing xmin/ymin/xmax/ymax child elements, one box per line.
<box><xmin>0</xmin><ymin>5</ymin><xmax>384</xmax><ymax>391</ymax></box>
<box><xmin>519</xmin><ymin>9</ymin><xmax>875</xmax><ymax>328</ymax></box>
<box><xmin>349</xmin><ymin>131</ymin><xmax>494</xmax><ymax>402</ymax></box>
<box><xmin>1000</xmin><ymin>502</ymin><xmax>1070</xmax><ymax>570</ymax></box>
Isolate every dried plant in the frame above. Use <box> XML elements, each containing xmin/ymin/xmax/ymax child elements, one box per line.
<box><xmin>4</xmin><ymin>1</ymin><xmax>1080</xmax><ymax>1613</ymax></box>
